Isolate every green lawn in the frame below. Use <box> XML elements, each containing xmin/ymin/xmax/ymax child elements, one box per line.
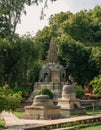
<box><xmin>80</xmin><ymin>125</ymin><xmax>101</xmax><ymax>130</ymax></box>
<box><xmin>13</xmin><ymin>111</ymin><xmax>25</xmax><ymax>119</ymax></box>
<box><xmin>0</xmin><ymin>117</ymin><xmax>4</xmax><ymax>130</ymax></box>
<box><xmin>76</xmin><ymin>123</ymin><xmax>101</xmax><ymax>130</ymax></box>
<box><xmin>86</xmin><ymin>107</ymin><xmax>101</xmax><ymax>115</ymax></box>
<box><xmin>65</xmin><ymin>123</ymin><xmax>101</xmax><ymax>130</ymax></box>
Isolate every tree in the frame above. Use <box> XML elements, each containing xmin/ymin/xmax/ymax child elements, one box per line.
<box><xmin>0</xmin><ymin>84</ymin><xmax>22</xmax><ymax>112</ymax></box>
<box><xmin>0</xmin><ymin>14</ymin><xmax>11</xmax><ymax>38</ymax></box>
<box><xmin>48</xmin><ymin>6</ymin><xmax>101</xmax><ymax>44</ymax></box>
<box><xmin>0</xmin><ymin>0</ymin><xmax>57</xmax><ymax>37</ymax></box>
<box><xmin>91</xmin><ymin>47</ymin><xmax>101</xmax><ymax>74</ymax></box>
<box><xmin>34</xmin><ymin>6</ymin><xmax>101</xmax><ymax>86</ymax></box>
<box><xmin>56</xmin><ymin>34</ymin><xmax>96</xmax><ymax>86</ymax></box>
<box><xmin>34</xmin><ymin>26</ymin><xmax>53</xmax><ymax>61</ymax></box>
<box><xmin>90</xmin><ymin>6</ymin><xmax>101</xmax><ymax>42</ymax></box>
<box><xmin>0</xmin><ymin>35</ymin><xmax>40</xmax><ymax>91</ymax></box>
<box><xmin>90</xmin><ymin>75</ymin><xmax>101</xmax><ymax>96</ymax></box>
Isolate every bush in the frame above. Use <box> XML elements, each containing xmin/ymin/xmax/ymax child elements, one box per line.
<box><xmin>90</xmin><ymin>75</ymin><xmax>101</xmax><ymax>96</ymax></box>
<box><xmin>74</xmin><ymin>85</ymin><xmax>85</xmax><ymax>99</ymax></box>
<box><xmin>38</xmin><ymin>88</ymin><xmax>54</xmax><ymax>99</ymax></box>
<box><xmin>0</xmin><ymin>84</ymin><xmax>23</xmax><ymax>112</ymax></box>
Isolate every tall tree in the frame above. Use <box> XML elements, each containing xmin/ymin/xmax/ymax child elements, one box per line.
<box><xmin>56</xmin><ymin>34</ymin><xmax>97</xmax><ymax>86</ymax></box>
<box><xmin>0</xmin><ymin>35</ymin><xmax>39</xmax><ymax>90</ymax></box>
<box><xmin>0</xmin><ymin>0</ymin><xmax>57</xmax><ymax>37</ymax></box>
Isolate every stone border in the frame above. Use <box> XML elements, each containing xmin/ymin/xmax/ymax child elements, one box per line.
<box><xmin>25</xmin><ymin>116</ymin><xmax>101</xmax><ymax>130</ymax></box>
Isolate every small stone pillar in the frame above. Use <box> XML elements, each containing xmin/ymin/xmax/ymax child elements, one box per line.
<box><xmin>58</xmin><ymin>84</ymin><xmax>86</xmax><ymax>117</ymax></box>
<box><xmin>25</xmin><ymin>95</ymin><xmax>61</xmax><ymax>119</ymax></box>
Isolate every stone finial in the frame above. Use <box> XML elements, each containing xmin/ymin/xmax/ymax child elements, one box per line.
<box><xmin>47</xmin><ymin>38</ymin><xmax>58</xmax><ymax>63</ymax></box>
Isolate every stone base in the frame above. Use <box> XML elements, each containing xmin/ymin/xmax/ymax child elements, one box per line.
<box><xmin>58</xmin><ymin>98</ymin><xmax>86</xmax><ymax>117</ymax></box>
<box><xmin>25</xmin><ymin>105</ymin><xmax>61</xmax><ymax>120</ymax></box>
<box><xmin>60</xmin><ymin>107</ymin><xmax>86</xmax><ymax>117</ymax></box>
<box><xmin>58</xmin><ymin>98</ymin><xmax>81</xmax><ymax>109</ymax></box>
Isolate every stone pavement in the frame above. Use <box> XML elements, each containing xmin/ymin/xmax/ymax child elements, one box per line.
<box><xmin>1</xmin><ymin>111</ymin><xmax>101</xmax><ymax>130</ymax></box>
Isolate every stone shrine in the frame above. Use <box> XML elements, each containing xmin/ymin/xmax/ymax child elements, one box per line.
<box><xmin>29</xmin><ymin>38</ymin><xmax>67</xmax><ymax>101</ymax></box>
<box><xmin>58</xmin><ymin>84</ymin><xmax>86</xmax><ymax>117</ymax></box>
<box><xmin>25</xmin><ymin>95</ymin><xmax>61</xmax><ymax>119</ymax></box>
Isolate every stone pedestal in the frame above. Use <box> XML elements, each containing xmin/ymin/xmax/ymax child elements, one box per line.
<box><xmin>58</xmin><ymin>85</ymin><xmax>86</xmax><ymax>117</ymax></box>
<box><xmin>25</xmin><ymin>95</ymin><xmax>61</xmax><ymax>119</ymax></box>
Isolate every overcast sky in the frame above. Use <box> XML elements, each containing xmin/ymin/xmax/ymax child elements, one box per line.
<box><xmin>16</xmin><ymin>0</ymin><xmax>101</xmax><ymax>36</ymax></box>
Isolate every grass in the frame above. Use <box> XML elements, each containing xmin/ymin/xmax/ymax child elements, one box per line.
<box><xmin>86</xmin><ymin>107</ymin><xmax>101</xmax><ymax>115</ymax></box>
<box><xmin>80</xmin><ymin>125</ymin><xmax>101</xmax><ymax>130</ymax></box>
<box><xmin>13</xmin><ymin>111</ymin><xmax>25</xmax><ymax>119</ymax></box>
<box><xmin>72</xmin><ymin>123</ymin><xmax>101</xmax><ymax>130</ymax></box>
<box><xmin>0</xmin><ymin>116</ymin><xmax>4</xmax><ymax>130</ymax></box>
<box><xmin>70</xmin><ymin>107</ymin><xmax>101</xmax><ymax>118</ymax></box>
<box><xmin>61</xmin><ymin>123</ymin><xmax>101</xmax><ymax>130</ymax></box>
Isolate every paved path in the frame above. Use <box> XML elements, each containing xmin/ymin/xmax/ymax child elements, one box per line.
<box><xmin>1</xmin><ymin>111</ymin><xmax>101</xmax><ymax>129</ymax></box>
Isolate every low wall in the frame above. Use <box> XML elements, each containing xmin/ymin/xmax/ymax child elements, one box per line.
<box><xmin>25</xmin><ymin>116</ymin><xmax>101</xmax><ymax>130</ymax></box>
<box><xmin>80</xmin><ymin>100</ymin><xmax>101</xmax><ymax>108</ymax></box>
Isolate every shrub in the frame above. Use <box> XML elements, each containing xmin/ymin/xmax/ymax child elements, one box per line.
<box><xmin>90</xmin><ymin>75</ymin><xmax>101</xmax><ymax>96</ymax></box>
<box><xmin>38</xmin><ymin>88</ymin><xmax>54</xmax><ymax>99</ymax></box>
<box><xmin>0</xmin><ymin>84</ymin><xmax>23</xmax><ymax>112</ymax></box>
<box><xmin>74</xmin><ymin>85</ymin><xmax>85</xmax><ymax>99</ymax></box>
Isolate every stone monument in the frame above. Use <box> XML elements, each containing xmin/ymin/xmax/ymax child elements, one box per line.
<box><xmin>29</xmin><ymin>38</ymin><xmax>67</xmax><ymax>101</ymax></box>
<box><xmin>58</xmin><ymin>84</ymin><xmax>86</xmax><ymax>117</ymax></box>
<box><xmin>25</xmin><ymin>95</ymin><xmax>61</xmax><ymax>119</ymax></box>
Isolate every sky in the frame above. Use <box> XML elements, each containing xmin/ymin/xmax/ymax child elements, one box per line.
<box><xmin>16</xmin><ymin>0</ymin><xmax>101</xmax><ymax>36</ymax></box>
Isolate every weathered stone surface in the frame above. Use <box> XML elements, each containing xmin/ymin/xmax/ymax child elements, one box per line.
<box><xmin>58</xmin><ymin>85</ymin><xmax>86</xmax><ymax>117</ymax></box>
<box><xmin>62</xmin><ymin>85</ymin><xmax>76</xmax><ymax>99</ymax></box>
<box><xmin>25</xmin><ymin>95</ymin><xmax>61</xmax><ymax>120</ymax></box>
<box><xmin>29</xmin><ymin>39</ymin><xmax>67</xmax><ymax>101</ymax></box>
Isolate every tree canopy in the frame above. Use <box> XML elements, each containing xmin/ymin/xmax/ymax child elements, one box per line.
<box><xmin>90</xmin><ymin>75</ymin><xmax>101</xmax><ymax>96</ymax></box>
<box><xmin>0</xmin><ymin>4</ymin><xmax>101</xmax><ymax>102</ymax></box>
<box><xmin>0</xmin><ymin>0</ymin><xmax>57</xmax><ymax>38</ymax></box>
<box><xmin>33</xmin><ymin>6</ymin><xmax>101</xmax><ymax>86</ymax></box>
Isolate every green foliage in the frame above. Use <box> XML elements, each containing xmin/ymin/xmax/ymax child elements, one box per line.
<box><xmin>0</xmin><ymin>3</ymin><xmax>101</xmax><ymax>94</ymax></box>
<box><xmin>34</xmin><ymin>6</ymin><xmax>101</xmax><ymax>86</ymax></box>
<box><xmin>48</xmin><ymin>6</ymin><xmax>101</xmax><ymax>44</ymax></box>
<box><xmin>91</xmin><ymin>47</ymin><xmax>101</xmax><ymax>74</ymax></box>
<box><xmin>0</xmin><ymin>0</ymin><xmax>56</xmax><ymax>37</ymax></box>
<box><xmin>90</xmin><ymin>75</ymin><xmax>101</xmax><ymax>96</ymax></box>
<box><xmin>34</xmin><ymin>26</ymin><xmax>53</xmax><ymax>61</ymax></box>
<box><xmin>0</xmin><ymin>118</ymin><xmax>4</xmax><ymax>130</ymax></box>
<box><xmin>86</xmin><ymin>107</ymin><xmax>101</xmax><ymax>115</ymax></box>
<box><xmin>38</xmin><ymin>88</ymin><xmax>54</xmax><ymax>99</ymax></box>
<box><xmin>0</xmin><ymin>36</ymin><xmax>40</xmax><ymax>90</ymax></box>
<box><xmin>78</xmin><ymin>123</ymin><xmax>101</xmax><ymax>130</ymax></box>
<box><xmin>0</xmin><ymin>14</ymin><xmax>11</xmax><ymax>38</ymax></box>
<box><xmin>0</xmin><ymin>84</ymin><xmax>23</xmax><ymax>112</ymax></box>
<box><xmin>56</xmin><ymin>34</ymin><xmax>96</xmax><ymax>85</ymax></box>
<box><xmin>13</xmin><ymin>112</ymin><xmax>25</xmax><ymax>119</ymax></box>
<box><xmin>74</xmin><ymin>85</ymin><xmax>85</xmax><ymax>99</ymax></box>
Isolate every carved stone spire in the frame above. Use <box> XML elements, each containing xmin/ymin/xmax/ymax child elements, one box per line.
<box><xmin>47</xmin><ymin>38</ymin><xmax>58</xmax><ymax>63</ymax></box>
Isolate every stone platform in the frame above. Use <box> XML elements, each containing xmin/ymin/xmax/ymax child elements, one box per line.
<box><xmin>1</xmin><ymin>111</ymin><xmax>101</xmax><ymax>130</ymax></box>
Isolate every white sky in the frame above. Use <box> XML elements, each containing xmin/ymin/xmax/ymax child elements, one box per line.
<box><xmin>16</xmin><ymin>0</ymin><xmax>101</xmax><ymax>36</ymax></box>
